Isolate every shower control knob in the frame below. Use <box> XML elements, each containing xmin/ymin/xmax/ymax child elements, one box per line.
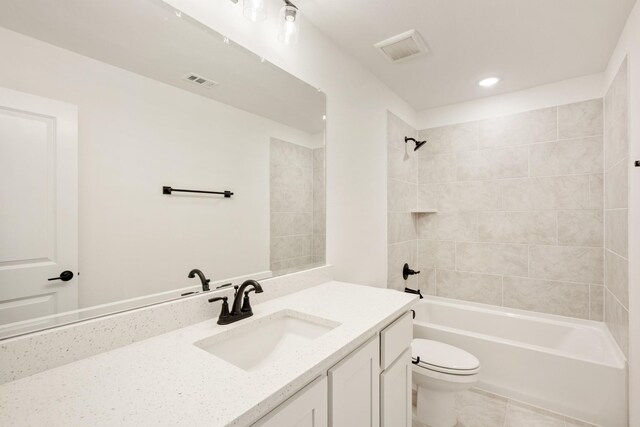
<box><xmin>403</xmin><ymin>263</ymin><xmax>420</xmax><ymax>280</ymax></box>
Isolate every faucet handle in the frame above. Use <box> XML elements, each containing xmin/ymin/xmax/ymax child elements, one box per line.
<box><xmin>208</xmin><ymin>296</ymin><xmax>231</xmax><ymax>322</ymax></box>
<box><xmin>241</xmin><ymin>289</ymin><xmax>257</xmax><ymax>313</ymax></box>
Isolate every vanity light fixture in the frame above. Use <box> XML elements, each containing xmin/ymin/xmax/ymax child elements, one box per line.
<box><xmin>478</xmin><ymin>77</ymin><xmax>500</xmax><ymax>87</ymax></box>
<box><xmin>243</xmin><ymin>0</ymin><xmax>267</xmax><ymax>22</ymax></box>
<box><xmin>278</xmin><ymin>0</ymin><xmax>300</xmax><ymax>45</ymax></box>
<box><xmin>234</xmin><ymin>0</ymin><xmax>301</xmax><ymax>45</ymax></box>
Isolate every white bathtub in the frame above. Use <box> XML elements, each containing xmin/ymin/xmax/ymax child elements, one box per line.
<box><xmin>412</xmin><ymin>297</ymin><xmax>627</xmax><ymax>427</ymax></box>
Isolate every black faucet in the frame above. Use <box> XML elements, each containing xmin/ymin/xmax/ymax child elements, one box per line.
<box><xmin>405</xmin><ymin>287</ymin><xmax>424</xmax><ymax>299</ymax></box>
<box><xmin>188</xmin><ymin>269</ymin><xmax>210</xmax><ymax>292</ymax></box>
<box><xmin>402</xmin><ymin>263</ymin><xmax>422</xmax><ymax>298</ymax></box>
<box><xmin>208</xmin><ymin>279</ymin><xmax>264</xmax><ymax>325</ymax></box>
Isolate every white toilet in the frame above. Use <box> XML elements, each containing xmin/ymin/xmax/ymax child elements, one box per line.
<box><xmin>412</xmin><ymin>339</ymin><xmax>480</xmax><ymax>427</ymax></box>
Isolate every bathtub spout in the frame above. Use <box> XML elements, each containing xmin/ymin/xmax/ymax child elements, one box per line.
<box><xmin>405</xmin><ymin>287</ymin><xmax>423</xmax><ymax>299</ymax></box>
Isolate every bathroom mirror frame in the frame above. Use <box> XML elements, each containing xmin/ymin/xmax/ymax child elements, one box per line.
<box><xmin>0</xmin><ymin>0</ymin><xmax>326</xmax><ymax>339</ymax></box>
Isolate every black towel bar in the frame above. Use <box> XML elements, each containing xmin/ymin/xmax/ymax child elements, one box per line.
<box><xmin>163</xmin><ymin>186</ymin><xmax>233</xmax><ymax>198</ymax></box>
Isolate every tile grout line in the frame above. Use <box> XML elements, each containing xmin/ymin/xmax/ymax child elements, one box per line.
<box><xmin>604</xmin><ymin>245</ymin><xmax>629</xmax><ymax>263</ymax></box>
<box><xmin>555</xmin><ymin>210</ymin><xmax>560</xmax><ymax>246</ymax></box>
<box><xmin>421</xmin><ymin>239</ymin><xmax>605</xmax><ymax>250</ymax></box>
<box><xmin>420</xmin><ymin>171</ymin><xmax>603</xmax><ymax>187</ymax></box>
<box><xmin>604</xmin><ymin>279</ymin><xmax>630</xmax><ymax>312</ymax></box>
<box><xmin>527</xmin><ymin>244</ymin><xmax>531</xmax><ymax>280</ymax></box>
<box><xmin>588</xmin><ymin>281</ymin><xmax>592</xmax><ymax>320</ymax></box>
<box><xmin>602</xmin><ymin>96</ymin><xmax>608</xmax><ymax>324</ymax></box>
<box><xmin>556</xmin><ymin>106</ymin><xmax>559</xmax><ymax>140</ymax></box>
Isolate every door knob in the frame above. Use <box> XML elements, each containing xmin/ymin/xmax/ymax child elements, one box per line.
<box><xmin>48</xmin><ymin>270</ymin><xmax>74</xmax><ymax>282</ymax></box>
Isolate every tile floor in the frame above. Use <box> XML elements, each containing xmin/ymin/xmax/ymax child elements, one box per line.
<box><xmin>412</xmin><ymin>388</ymin><xmax>597</xmax><ymax>427</ymax></box>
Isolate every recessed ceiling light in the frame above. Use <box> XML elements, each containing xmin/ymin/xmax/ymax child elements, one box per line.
<box><xmin>478</xmin><ymin>77</ymin><xmax>500</xmax><ymax>87</ymax></box>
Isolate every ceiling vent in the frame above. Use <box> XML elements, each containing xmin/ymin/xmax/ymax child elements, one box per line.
<box><xmin>182</xmin><ymin>73</ymin><xmax>219</xmax><ymax>89</ymax></box>
<box><xmin>374</xmin><ymin>29</ymin><xmax>428</xmax><ymax>63</ymax></box>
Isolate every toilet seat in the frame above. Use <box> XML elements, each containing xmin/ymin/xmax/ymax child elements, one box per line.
<box><xmin>412</xmin><ymin>339</ymin><xmax>480</xmax><ymax>376</ymax></box>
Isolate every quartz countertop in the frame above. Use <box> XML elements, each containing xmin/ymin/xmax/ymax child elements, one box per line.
<box><xmin>0</xmin><ymin>281</ymin><xmax>416</xmax><ymax>427</ymax></box>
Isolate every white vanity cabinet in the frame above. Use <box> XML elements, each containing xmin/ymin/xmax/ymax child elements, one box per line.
<box><xmin>329</xmin><ymin>335</ymin><xmax>380</xmax><ymax>427</ymax></box>
<box><xmin>252</xmin><ymin>376</ymin><xmax>328</xmax><ymax>427</ymax></box>
<box><xmin>252</xmin><ymin>310</ymin><xmax>413</xmax><ymax>427</ymax></box>
<box><xmin>379</xmin><ymin>312</ymin><xmax>413</xmax><ymax>427</ymax></box>
<box><xmin>326</xmin><ymin>311</ymin><xmax>413</xmax><ymax>427</ymax></box>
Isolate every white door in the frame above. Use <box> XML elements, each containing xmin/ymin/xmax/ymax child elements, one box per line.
<box><xmin>252</xmin><ymin>376</ymin><xmax>328</xmax><ymax>427</ymax></box>
<box><xmin>380</xmin><ymin>348</ymin><xmax>412</xmax><ymax>427</ymax></box>
<box><xmin>0</xmin><ymin>86</ymin><xmax>78</xmax><ymax>327</ymax></box>
<box><xmin>329</xmin><ymin>335</ymin><xmax>380</xmax><ymax>427</ymax></box>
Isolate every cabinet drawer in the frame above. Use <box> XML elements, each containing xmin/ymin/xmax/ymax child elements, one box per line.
<box><xmin>380</xmin><ymin>311</ymin><xmax>412</xmax><ymax>370</ymax></box>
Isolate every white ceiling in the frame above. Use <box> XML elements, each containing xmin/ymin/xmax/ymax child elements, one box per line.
<box><xmin>303</xmin><ymin>0</ymin><xmax>637</xmax><ymax>111</ymax></box>
<box><xmin>0</xmin><ymin>0</ymin><xmax>325</xmax><ymax>134</ymax></box>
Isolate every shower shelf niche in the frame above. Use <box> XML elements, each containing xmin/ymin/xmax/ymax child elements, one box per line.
<box><xmin>411</xmin><ymin>209</ymin><xmax>438</xmax><ymax>214</ymax></box>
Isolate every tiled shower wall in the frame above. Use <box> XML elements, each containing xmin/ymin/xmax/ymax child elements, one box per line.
<box><xmin>312</xmin><ymin>147</ymin><xmax>326</xmax><ymax>264</ymax></box>
<box><xmin>270</xmin><ymin>138</ymin><xmax>325</xmax><ymax>274</ymax></box>
<box><xmin>387</xmin><ymin>99</ymin><xmax>608</xmax><ymax>320</ymax></box>
<box><xmin>387</xmin><ymin>112</ymin><xmax>418</xmax><ymax>292</ymax></box>
<box><xmin>604</xmin><ymin>59</ymin><xmax>629</xmax><ymax>355</ymax></box>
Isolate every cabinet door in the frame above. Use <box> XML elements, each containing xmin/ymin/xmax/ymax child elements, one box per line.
<box><xmin>253</xmin><ymin>376</ymin><xmax>327</xmax><ymax>427</ymax></box>
<box><xmin>329</xmin><ymin>335</ymin><xmax>380</xmax><ymax>427</ymax></box>
<box><xmin>380</xmin><ymin>348</ymin><xmax>412</xmax><ymax>427</ymax></box>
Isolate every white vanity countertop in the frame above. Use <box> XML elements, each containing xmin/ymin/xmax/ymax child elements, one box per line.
<box><xmin>0</xmin><ymin>281</ymin><xmax>416</xmax><ymax>427</ymax></box>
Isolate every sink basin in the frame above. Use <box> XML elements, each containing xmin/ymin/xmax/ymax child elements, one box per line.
<box><xmin>194</xmin><ymin>310</ymin><xmax>340</xmax><ymax>372</ymax></box>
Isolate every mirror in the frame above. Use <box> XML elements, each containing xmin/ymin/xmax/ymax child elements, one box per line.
<box><xmin>0</xmin><ymin>0</ymin><xmax>326</xmax><ymax>338</ymax></box>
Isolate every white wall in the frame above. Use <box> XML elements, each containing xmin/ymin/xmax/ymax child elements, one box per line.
<box><xmin>0</xmin><ymin>27</ymin><xmax>315</xmax><ymax>307</ymax></box>
<box><xmin>416</xmin><ymin>73</ymin><xmax>604</xmax><ymax>129</ymax></box>
<box><xmin>162</xmin><ymin>0</ymin><xmax>417</xmax><ymax>287</ymax></box>
<box><xmin>605</xmin><ymin>2</ymin><xmax>640</xmax><ymax>425</ymax></box>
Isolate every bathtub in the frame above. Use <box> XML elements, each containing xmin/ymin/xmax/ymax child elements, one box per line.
<box><xmin>412</xmin><ymin>297</ymin><xmax>627</xmax><ymax>427</ymax></box>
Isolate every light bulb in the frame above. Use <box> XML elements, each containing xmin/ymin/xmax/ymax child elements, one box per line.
<box><xmin>243</xmin><ymin>0</ymin><xmax>267</xmax><ymax>22</ymax></box>
<box><xmin>278</xmin><ymin>5</ymin><xmax>299</xmax><ymax>45</ymax></box>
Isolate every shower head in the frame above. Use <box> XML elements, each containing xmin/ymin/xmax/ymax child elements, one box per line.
<box><xmin>405</xmin><ymin>136</ymin><xmax>428</xmax><ymax>152</ymax></box>
<box><xmin>414</xmin><ymin>139</ymin><xmax>427</xmax><ymax>151</ymax></box>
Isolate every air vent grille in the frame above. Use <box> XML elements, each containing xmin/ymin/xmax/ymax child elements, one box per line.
<box><xmin>374</xmin><ymin>29</ymin><xmax>428</xmax><ymax>63</ymax></box>
<box><xmin>182</xmin><ymin>73</ymin><xmax>219</xmax><ymax>89</ymax></box>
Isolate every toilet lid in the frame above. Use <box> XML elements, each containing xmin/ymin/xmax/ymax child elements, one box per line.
<box><xmin>412</xmin><ymin>339</ymin><xmax>480</xmax><ymax>374</ymax></box>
